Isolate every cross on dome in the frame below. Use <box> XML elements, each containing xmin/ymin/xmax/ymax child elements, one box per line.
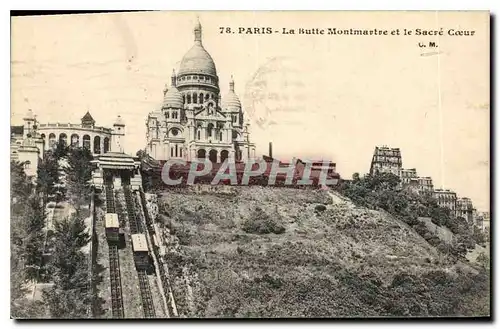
<box><xmin>229</xmin><ymin>75</ymin><xmax>235</xmax><ymax>91</ymax></box>
<box><xmin>194</xmin><ymin>16</ymin><xmax>202</xmax><ymax>43</ymax></box>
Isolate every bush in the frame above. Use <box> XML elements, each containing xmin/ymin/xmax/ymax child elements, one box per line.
<box><xmin>314</xmin><ymin>204</ymin><xmax>327</xmax><ymax>213</ymax></box>
<box><xmin>242</xmin><ymin>207</ymin><xmax>285</xmax><ymax>235</ymax></box>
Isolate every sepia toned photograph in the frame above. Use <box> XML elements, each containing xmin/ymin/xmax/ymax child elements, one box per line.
<box><xmin>10</xmin><ymin>10</ymin><xmax>490</xmax><ymax>319</ymax></box>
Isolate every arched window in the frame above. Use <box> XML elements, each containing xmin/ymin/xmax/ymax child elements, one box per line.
<box><xmin>205</xmin><ymin>93</ymin><xmax>210</xmax><ymax>101</ymax></box>
<box><xmin>166</xmin><ymin>112</ymin><xmax>170</xmax><ymax>119</ymax></box>
<box><xmin>103</xmin><ymin>137</ymin><xmax>110</xmax><ymax>153</ymax></box>
<box><xmin>220</xmin><ymin>150</ymin><xmax>229</xmax><ymax>163</ymax></box>
<box><xmin>59</xmin><ymin>133</ymin><xmax>67</xmax><ymax>146</ymax></box>
<box><xmin>82</xmin><ymin>135</ymin><xmax>91</xmax><ymax>150</ymax></box>
<box><xmin>209</xmin><ymin>149</ymin><xmax>217</xmax><ymax>163</ymax></box>
<box><xmin>182</xmin><ymin>95</ymin><xmax>185</xmax><ymax>103</ymax></box>
<box><xmin>207</xmin><ymin>123</ymin><xmax>214</xmax><ymax>138</ymax></box>
<box><xmin>175</xmin><ymin>144</ymin><xmax>178</xmax><ymax>157</ymax></box>
<box><xmin>219</xmin><ymin>131</ymin><xmax>223</xmax><ymax>141</ymax></box>
<box><xmin>94</xmin><ymin>136</ymin><xmax>101</xmax><ymax>154</ymax></box>
<box><xmin>199</xmin><ymin>93</ymin><xmax>204</xmax><ymax>104</ymax></box>
<box><xmin>193</xmin><ymin>93</ymin><xmax>198</xmax><ymax>104</ymax></box>
<box><xmin>171</xmin><ymin>147</ymin><xmax>174</xmax><ymax>157</ymax></box>
<box><xmin>40</xmin><ymin>134</ymin><xmax>46</xmax><ymax>150</ymax></box>
<box><xmin>71</xmin><ymin>134</ymin><xmax>79</xmax><ymax>147</ymax></box>
<box><xmin>197</xmin><ymin>149</ymin><xmax>206</xmax><ymax>159</ymax></box>
<box><xmin>49</xmin><ymin>133</ymin><xmax>56</xmax><ymax>149</ymax></box>
<box><xmin>187</xmin><ymin>94</ymin><xmax>191</xmax><ymax>104</ymax></box>
<box><xmin>197</xmin><ymin>129</ymin><xmax>201</xmax><ymax>140</ymax></box>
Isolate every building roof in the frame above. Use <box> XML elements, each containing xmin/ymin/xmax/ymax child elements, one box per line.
<box><xmin>131</xmin><ymin>234</ymin><xmax>148</xmax><ymax>252</ymax></box>
<box><xmin>178</xmin><ymin>21</ymin><xmax>217</xmax><ymax>77</ymax></box>
<box><xmin>105</xmin><ymin>213</ymin><xmax>119</xmax><ymax>228</ymax></box>
<box><xmin>81</xmin><ymin>111</ymin><xmax>95</xmax><ymax>123</ymax></box>
<box><xmin>163</xmin><ymin>86</ymin><xmax>184</xmax><ymax>109</ymax></box>
<box><xmin>94</xmin><ymin>153</ymin><xmax>138</xmax><ymax>170</ymax></box>
<box><xmin>221</xmin><ymin>76</ymin><xmax>241</xmax><ymax>111</ymax></box>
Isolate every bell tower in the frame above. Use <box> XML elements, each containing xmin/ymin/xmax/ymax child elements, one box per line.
<box><xmin>112</xmin><ymin>115</ymin><xmax>125</xmax><ymax>153</ymax></box>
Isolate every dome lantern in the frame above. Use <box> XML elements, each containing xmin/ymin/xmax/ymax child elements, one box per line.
<box><xmin>221</xmin><ymin>75</ymin><xmax>242</xmax><ymax>112</ymax></box>
<box><xmin>171</xmin><ymin>69</ymin><xmax>177</xmax><ymax>87</ymax></box>
<box><xmin>114</xmin><ymin>115</ymin><xmax>125</xmax><ymax>127</ymax></box>
<box><xmin>229</xmin><ymin>75</ymin><xmax>235</xmax><ymax>92</ymax></box>
<box><xmin>194</xmin><ymin>17</ymin><xmax>202</xmax><ymax>44</ymax></box>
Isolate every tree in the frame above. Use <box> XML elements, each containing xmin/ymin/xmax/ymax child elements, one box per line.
<box><xmin>136</xmin><ymin>149</ymin><xmax>147</xmax><ymax>160</ymax></box>
<box><xmin>36</xmin><ymin>152</ymin><xmax>60</xmax><ymax>205</ymax></box>
<box><xmin>65</xmin><ymin>147</ymin><xmax>93</xmax><ymax>208</ymax></box>
<box><xmin>472</xmin><ymin>226</ymin><xmax>487</xmax><ymax>246</ymax></box>
<box><xmin>11</xmin><ymin>160</ymin><xmax>49</xmax><ymax>318</ymax></box>
<box><xmin>43</xmin><ymin>213</ymin><xmax>91</xmax><ymax>318</ymax></box>
<box><xmin>11</xmin><ymin>160</ymin><xmax>33</xmax><ymax>202</ymax></box>
<box><xmin>53</xmin><ymin>141</ymin><xmax>69</xmax><ymax>160</ymax></box>
<box><xmin>21</xmin><ymin>194</ymin><xmax>46</xmax><ymax>281</ymax></box>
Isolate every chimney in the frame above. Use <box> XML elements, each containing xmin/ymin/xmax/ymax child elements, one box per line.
<box><xmin>269</xmin><ymin>142</ymin><xmax>273</xmax><ymax>158</ymax></box>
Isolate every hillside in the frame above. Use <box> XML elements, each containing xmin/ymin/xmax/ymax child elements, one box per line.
<box><xmin>155</xmin><ymin>185</ymin><xmax>490</xmax><ymax>318</ymax></box>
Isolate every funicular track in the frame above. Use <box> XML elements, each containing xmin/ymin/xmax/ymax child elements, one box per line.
<box><xmin>122</xmin><ymin>184</ymin><xmax>156</xmax><ymax>318</ymax></box>
<box><xmin>104</xmin><ymin>184</ymin><xmax>125</xmax><ymax>318</ymax></box>
<box><xmin>137</xmin><ymin>270</ymin><xmax>156</xmax><ymax>318</ymax></box>
<box><xmin>108</xmin><ymin>245</ymin><xmax>125</xmax><ymax>318</ymax></box>
<box><xmin>123</xmin><ymin>186</ymin><xmax>141</xmax><ymax>234</ymax></box>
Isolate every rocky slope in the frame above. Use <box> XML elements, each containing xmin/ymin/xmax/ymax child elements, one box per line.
<box><xmin>155</xmin><ymin>185</ymin><xmax>489</xmax><ymax>318</ymax></box>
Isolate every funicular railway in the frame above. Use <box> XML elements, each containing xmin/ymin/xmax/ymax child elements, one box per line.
<box><xmin>93</xmin><ymin>150</ymin><xmax>158</xmax><ymax>318</ymax></box>
<box><xmin>104</xmin><ymin>184</ymin><xmax>125</xmax><ymax>318</ymax></box>
<box><xmin>123</xmin><ymin>184</ymin><xmax>156</xmax><ymax>318</ymax></box>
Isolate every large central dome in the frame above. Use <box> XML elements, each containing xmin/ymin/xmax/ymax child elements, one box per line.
<box><xmin>178</xmin><ymin>21</ymin><xmax>217</xmax><ymax>77</ymax></box>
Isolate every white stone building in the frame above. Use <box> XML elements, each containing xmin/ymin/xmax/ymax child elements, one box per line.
<box><xmin>11</xmin><ymin>109</ymin><xmax>126</xmax><ymax>179</ymax></box>
<box><xmin>145</xmin><ymin>20</ymin><xmax>255</xmax><ymax>163</ymax></box>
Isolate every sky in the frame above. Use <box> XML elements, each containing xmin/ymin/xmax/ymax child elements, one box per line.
<box><xmin>10</xmin><ymin>11</ymin><xmax>490</xmax><ymax>211</ymax></box>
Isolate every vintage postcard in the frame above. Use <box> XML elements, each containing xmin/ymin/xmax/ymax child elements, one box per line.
<box><xmin>10</xmin><ymin>11</ymin><xmax>490</xmax><ymax>319</ymax></box>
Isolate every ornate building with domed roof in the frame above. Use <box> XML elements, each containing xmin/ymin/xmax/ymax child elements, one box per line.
<box><xmin>145</xmin><ymin>20</ymin><xmax>255</xmax><ymax>163</ymax></box>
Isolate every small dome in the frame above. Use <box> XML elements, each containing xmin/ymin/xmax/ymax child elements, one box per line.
<box><xmin>24</xmin><ymin>109</ymin><xmax>34</xmax><ymax>120</ymax></box>
<box><xmin>178</xmin><ymin>21</ymin><xmax>217</xmax><ymax>77</ymax></box>
<box><xmin>221</xmin><ymin>76</ymin><xmax>241</xmax><ymax>111</ymax></box>
<box><xmin>163</xmin><ymin>86</ymin><xmax>183</xmax><ymax>109</ymax></box>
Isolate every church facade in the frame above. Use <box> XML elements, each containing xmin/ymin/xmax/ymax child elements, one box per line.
<box><xmin>145</xmin><ymin>20</ymin><xmax>255</xmax><ymax>163</ymax></box>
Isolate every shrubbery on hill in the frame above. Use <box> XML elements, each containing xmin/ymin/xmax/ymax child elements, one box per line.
<box><xmin>335</xmin><ymin>172</ymin><xmax>480</xmax><ymax>259</ymax></box>
<box><xmin>158</xmin><ymin>186</ymin><xmax>490</xmax><ymax>317</ymax></box>
<box><xmin>242</xmin><ymin>207</ymin><xmax>285</xmax><ymax>235</ymax></box>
